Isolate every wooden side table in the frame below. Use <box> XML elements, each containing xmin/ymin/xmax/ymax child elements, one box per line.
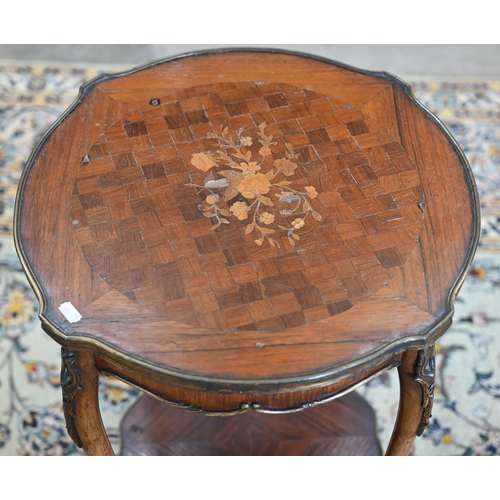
<box><xmin>14</xmin><ymin>49</ymin><xmax>479</xmax><ymax>456</ymax></box>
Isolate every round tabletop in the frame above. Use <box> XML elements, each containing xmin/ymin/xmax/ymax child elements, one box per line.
<box><xmin>15</xmin><ymin>49</ymin><xmax>479</xmax><ymax>398</ymax></box>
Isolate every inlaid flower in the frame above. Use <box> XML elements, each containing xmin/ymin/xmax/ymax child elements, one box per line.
<box><xmin>230</xmin><ymin>201</ymin><xmax>250</xmax><ymax>220</ymax></box>
<box><xmin>191</xmin><ymin>153</ymin><xmax>217</xmax><ymax>172</ymax></box>
<box><xmin>237</xmin><ymin>173</ymin><xmax>271</xmax><ymax>199</ymax></box>
<box><xmin>273</xmin><ymin>158</ymin><xmax>297</xmax><ymax>176</ymax></box>
<box><xmin>186</xmin><ymin>123</ymin><xmax>321</xmax><ymax>247</ymax></box>
<box><xmin>305</xmin><ymin>186</ymin><xmax>318</xmax><ymax>198</ymax></box>
<box><xmin>238</xmin><ymin>162</ymin><xmax>261</xmax><ymax>176</ymax></box>
<box><xmin>260</xmin><ymin>212</ymin><xmax>275</xmax><ymax>225</ymax></box>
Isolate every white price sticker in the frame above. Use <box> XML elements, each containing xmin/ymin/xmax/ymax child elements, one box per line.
<box><xmin>58</xmin><ymin>302</ymin><xmax>82</xmax><ymax>323</ymax></box>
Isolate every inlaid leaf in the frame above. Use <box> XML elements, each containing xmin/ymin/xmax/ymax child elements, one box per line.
<box><xmin>203</xmin><ymin>211</ymin><xmax>215</xmax><ymax>217</ymax></box>
<box><xmin>288</xmin><ymin>237</ymin><xmax>296</xmax><ymax>246</ymax></box>
<box><xmin>205</xmin><ymin>178</ymin><xmax>229</xmax><ymax>188</ymax></box>
<box><xmin>219</xmin><ymin>170</ymin><xmax>243</xmax><ymax>181</ymax></box>
<box><xmin>278</xmin><ymin>192</ymin><xmax>299</xmax><ymax>204</ymax></box>
<box><xmin>219</xmin><ymin>208</ymin><xmax>232</xmax><ymax>217</ymax></box>
<box><xmin>220</xmin><ymin>218</ymin><xmax>230</xmax><ymax>224</ymax></box>
<box><xmin>217</xmin><ymin>150</ymin><xmax>231</xmax><ymax>161</ymax></box>
<box><xmin>224</xmin><ymin>184</ymin><xmax>239</xmax><ymax>201</ymax></box>
<box><xmin>245</xmin><ymin>223</ymin><xmax>255</xmax><ymax>234</ymax></box>
<box><xmin>257</xmin><ymin>195</ymin><xmax>274</xmax><ymax>207</ymax></box>
<box><xmin>265</xmin><ymin>169</ymin><xmax>276</xmax><ymax>181</ymax></box>
<box><xmin>312</xmin><ymin>210</ymin><xmax>322</xmax><ymax>221</ymax></box>
<box><xmin>303</xmin><ymin>200</ymin><xmax>311</xmax><ymax>211</ymax></box>
<box><xmin>259</xmin><ymin>227</ymin><xmax>275</xmax><ymax>235</ymax></box>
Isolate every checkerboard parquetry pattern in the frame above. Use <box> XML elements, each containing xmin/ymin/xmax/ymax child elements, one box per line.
<box><xmin>71</xmin><ymin>81</ymin><xmax>424</xmax><ymax>332</ymax></box>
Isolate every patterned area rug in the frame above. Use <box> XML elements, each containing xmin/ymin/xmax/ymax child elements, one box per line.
<box><xmin>0</xmin><ymin>62</ymin><xmax>499</xmax><ymax>456</ymax></box>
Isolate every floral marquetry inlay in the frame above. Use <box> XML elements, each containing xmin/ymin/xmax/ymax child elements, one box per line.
<box><xmin>71</xmin><ymin>80</ymin><xmax>425</xmax><ymax>332</ymax></box>
<box><xmin>187</xmin><ymin>123</ymin><xmax>322</xmax><ymax>247</ymax></box>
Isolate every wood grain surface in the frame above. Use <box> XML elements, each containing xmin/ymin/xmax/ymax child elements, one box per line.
<box><xmin>16</xmin><ymin>49</ymin><xmax>479</xmax><ymax>400</ymax></box>
<box><xmin>120</xmin><ymin>391</ymin><xmax>382</xmax><ymax>456</ymax></box>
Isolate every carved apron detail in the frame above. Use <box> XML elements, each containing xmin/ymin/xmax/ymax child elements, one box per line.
<box><xmin>60</xmin><ymin>348</ymin><xmax>84</xmax><ymax>448</ymax></box>
<box><xmin>415</xmin><ymin>343</ymin><xmax>435</xmax><ymax>436</ymax></box>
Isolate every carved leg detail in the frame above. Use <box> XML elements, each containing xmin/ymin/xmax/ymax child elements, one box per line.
<box><xmin>60</xmin><ymin>348</ymin><xmax>114</xmax><ymax>456</ymax></box>
<box><xmin>61</xmin><ymin>348</ymin><xmax>84</xmax><ymax>448</ymax></box>
<box><xmin>414</xmin><ymin>344</ymin><xmax>435</xmax><ymax>436</ymax></box>
<box><xmin>385</xmin><ymin>344</ymin><xmax>435</xmax><ymax>456</ymax></box>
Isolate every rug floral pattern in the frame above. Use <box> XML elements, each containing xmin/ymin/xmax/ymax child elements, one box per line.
<box><xmin>0</xmin><ymin>63</ymin><xmax>499</xmax><ymax>455</ymax></box>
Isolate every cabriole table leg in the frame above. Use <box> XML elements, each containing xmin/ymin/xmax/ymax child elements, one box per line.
<box><xmin>385</xmin><ymin>344</ymin><xmax>435</xmax><ymax>456</ymax></box>
<box><xmin>60</xmin><ymin>348</ymin><xmax>114</xmax><ymax>456</ymax></box>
